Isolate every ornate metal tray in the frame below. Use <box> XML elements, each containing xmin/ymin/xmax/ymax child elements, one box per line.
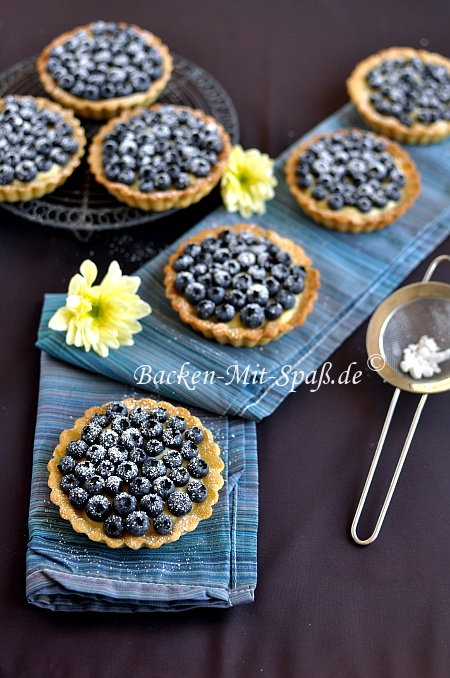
<box><xmin>0</xmin><ymin>54</ymin><xmax>239</xmax><ymax>233</ymax></box>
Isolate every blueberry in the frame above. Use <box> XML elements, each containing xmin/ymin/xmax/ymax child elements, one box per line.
<box><xmin>183</xmin><ymin>243</ymin><xmax>203</xmax><ymax>259</ymax></box>
<box><xmin>284</xmin><ymin>275</ymin><xmax>305</xmax><ymax>294</ymax></box>
<box><xmin>233</xmin><ymin>273</ymin><xmax>252</xmax><ymax>291</ymax></box>
<box><xmin>328</xmin><ymin>194</ymin><xmax>345</xmax><ymax>210</ymax></box>
<box><xmin>154</xmin><ymin>172</ymin><xmax>171</xmax><ymax>190</ymax></box>
<box><xmin>275</xmin><ymin>289</ymin><xmax>296</xmax><ymax>310</ymax></box>
<box><xmin>58</xmin><ymin>455</ymin><xmax>77</xmax><ymax>475</ymax></box>
<box><xmin>224</xmin><ymin>288</ymin><xmax>246</xmax><ymax>310</ymax></box>
<box><xmin>60</xmin><ymin>473</ymin><xmax>80</xmax><ymax>494</ymax></box>
<box><xmin>125</xmin><ymin>511</ymin><xmax>150</xmax><ymax>537</ymax></box>
<box><xmin>66</xmin><ymin>439</ymin><xmax>88</xmax><ymax>460</ymax></box>
<box><xmin>298</xmin><ymin>173</ymin><xmax>313</xmax><ymax>188</ymax></box>
<box><xmin>113</xmin><ymin>492</ymin><xmax>138</xmax><ymax>516</ymax></box>
<box><xmin>103</xmin><ymin>515</ymin><xmax>124</xmax><ymax>538</ymax></box>
<box><xmin>129</xmin><ymin>477</ymin><xmax>152</xmax><ymax>498</ymax></box>
<box><xmin>116</xmin><ymin>461</ymin><xmax>139</xmax><ymax>482</ymax></box>
<box><xmin>173</xmin><ymin>254</ymin><xmax>194</xmax><ymax>272</ymax></box>
<box><xmin>74</xmin><ymin>460</ymin><xmax>96</xmax><ymax>480</ymax></box>
<box><xmin>69</xmin><ymin>486</ymin><xmax>89</xmax><ymax>509</ymax></box>
<box><xmin>196</xmin><ymin>299</ymin><xmax>216</xmax><ymax>319</ymax></box>
<box><xmin>144</xmin><ymin>439</ymin><xmax>164</xmax><ymax>457</ymax></box>
<box><xmin>167</xmin><ymin>492</ymin><xmax>193</xmax><ymax>517</ymax></box>
<box><xmin>167</xmin><ymin>416</ymin><xmax>187</xmax><ymax>433</ymax></box>
<box><xmin>184</xmin><ymin>426</ymin><xmax>204</xmax><ymax>444</ymax></box>
<box><xmin>162</xmin><ymin>451</ymin><xmax>183</xmax><ymax>469</ymax></box>
<box><xmin>185</xmin><ymin>282</ymin><xmax>206</xmax><ymax>304</ymax></box>
<box><xmin>265</xmin><ymin>276</ymin><xmax>280</xmax><ymax>297</ymax></box>
<box><xmin>153</xmin><ymin>476</ymin><xmax>175</xmax><ymax>499</ymax></box>
<box><xmin>96</xmin><ymin>459</ymin><xmax>116</xmax><ymax>478</ymax></box>
<box><xmin>91</xmin><ymin>414</ymin><xmax>109</xmax><ymax>428</ymax></box>
<box><xmin>140</xmin><ymin>493</ymin><xmax>164</xmax><ymax>517</ymax></box>
<box><xmin>141</xmin><ymin>419</ymin><xmax>163</xmax><ymax>439</ymax></box>
<box><xmin>153</xmin><ymin>513</ymin><xmax>174</xmax><ymax>535</ymax></box>
<box><xmin>94</xmin><ymin>430</ymin><xmax>118</xmax><ymax>454</ymax></box>
<box><xmin>247</xmin><ymin>284</ymin><xmax>269</xmax><ymax>306</ymax></box>
<box><xmin>357</xmin><ymin>197</ymin><xmax>373</xmax><ymax>213</ymax></box>
<box><xmin>169</xmin><ymin>467</ymin><xmax>190</xmax><ymax>487</ymax></box>
<box><xmin>174</xmin><ymin>271</ymin><xmax>195</xmax><ymax>292</ymax></box>
<box><xmin>311</xmin><ymin>185</ymin><xmax>327</xmax><ymax>200</ymax></box>
<box><xmin>206</xmin><ymin>286</ymin><xmax>226</xmax><ymax>304</ymax></box>
<box><xmin>187</xmin><ymin>481</ymin><xmax>207</xmax><ymax>503</ymax></box>
<box><xmin>107</xmin><ymin>446</ymin><xmax>128</xmax><ymax>464</ymax></box>
<box><xmin>128</xmin><ymin>447</ymin><xmax>147</xmax><ymax>465</ymax></box>
<box><xmin>0</xmin><ymin>165</ymin><xmax>14</xmax><ymax>185</ymax></box>
<box><xmin>84</xmin><ymin>474</ymin><xmax>105</xmax><ymax>495</ymax></box>
<box><xmin>265</xmin><ymin>302</ymin><xmax>284</xmax><ymax>320</ymax></box>
<box><xmin>111</xmin><ymin>416</ymin><xmax>131</xmax><ymax>434</ymax></box>
<box><xmin>212</xmin><ymin>269</ymin><xmax>232</xmax><ymax>288</ymax></box>
<box><xmin>106</xmin><ymin>401</ymin><xmax>128</xmax><ymax>419</ymax></box>
<box><xmin>85</xmin><ymin>495</ymin><xmax>112</xmax><ymax>522</ymax></box>
<box><xmin>215</xmin><ymin>303</ymin><xmax>235</xmax><ymax>322</ymax></box>
<box><xmin>161</xmin><ymin>429</ymin><xmax>183</xmax><ymax>449</ymax></box>
<box><xmin>240</xmin><ymin>303</ymin><xmax>266</xmax><ymax>328</ymax></box>
<box><xmin>104</xmin><ymin>475</ymin><xmax>125</xmax><ymax>497</ymax></box>
<box><xmin>142</xmin><ymin>458</ymin><xmax>166</xmax><ymax>481</ymax></box>
<box><xmin>86</xmin><ymin>444</ymin><xmax>107</xmax><ymax>464</ymax></box>
<box><xmin>271</xmin><ymin>264</ymin><xmax>289</xmax><ymax>282</ymax></box>
<box><xmin>15</xmin><ymin>160</ymin><xmax>37</xmax><ymax>182</ymax></box>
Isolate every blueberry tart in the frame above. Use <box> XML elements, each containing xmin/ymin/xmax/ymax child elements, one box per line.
<box><xmin>164</xmin><ymin>223</ymin><xmax>320</xmax><ymax>347</ymax></box>
<box><xmin>47</xmin><ymin>398</ymin><xmax>224</xmax><ymax>549</ymax></box>
<box><xmin>0</xmin><ymin>95</ymin><xmax>86</xmax><ymax>202</ymax></box>
<box><xmin>37</xmin><ymin>21</ymin><xmax>172</xmax><ymax>120</ymax></box>
<box><xmin>347</xmin><ymin>47</ymin><xmax>450</xmax><ymax>144</ymax></box>
<box><xmin>88</xmin><ymin>104</ymin><xmax>231</xmax><ymax>211</ymax></box>
<box><xmin>285</xmin><ymin>128</ymin><xmax>420</xmax><ymax>233</ymax></box>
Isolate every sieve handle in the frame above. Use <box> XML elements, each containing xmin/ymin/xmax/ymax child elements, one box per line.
<box><xmin>351</xmin><ymin>389</ymin><xmax>428</xmax><ymax>545</ymax></box>
<box><xmin>423</xmin><ymin>254</ymin><xmax>450</xmax><ymax>282</ymax></box>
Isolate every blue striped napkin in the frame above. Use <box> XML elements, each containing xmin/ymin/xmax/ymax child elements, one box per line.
<box><xmin>26</xmin><ymin>352</ymin><xmax>258</xmax><ymax>611</ymax></box>
<box><xmin>36</xmin><ymin>103</ymin><xmax>450</xmax><ymax>421</ymax></box>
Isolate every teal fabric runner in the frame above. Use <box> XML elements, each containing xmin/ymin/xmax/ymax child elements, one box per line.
<box><xmin>36</xmin><ymin>103</ymin><xmax>450</xmax><ymax>421</ymax></box>
<box><xmin>27</xmin><ymin>353</ymin><xmax>258</xmax><ymax>611</ymax></box>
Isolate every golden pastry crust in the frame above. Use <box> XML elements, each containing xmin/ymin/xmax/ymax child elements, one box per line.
<box><xmin>0</xmin><ymin>96</ymin><xmax>86</xmax><ymax>203</ymax></box>
<box><xmin>285</xmin><ymin>128</ymin><xmax>421</xmax><ymax>233</ymax></box>
<box><xmin>47</xmin><ymin>398</ymin><xmax>224</xmax><ymax>549</ymax></box>
<box><xmin>88</xmin><ymin>104</ymin><xmax>232</xmax><ymax>211</ymax></box>
<box><xmin>347</xmin><ymin>47</ymin><xmax>450</xmax><ymax>144</ymax></box>
<box><xmin>164</xmin><ymin>223</ymin><xmax>320</xmax><ymax>347</ymax></box>
<box><xmin>37</xmin><ymin>22</ymin><xmax>173</xmax><ymax>120</ymax></box>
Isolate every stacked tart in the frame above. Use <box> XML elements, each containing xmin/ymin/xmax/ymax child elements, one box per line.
<box><xmin>347</xmin><ymin>47</ymin><xmax>450</xmax><ymax>144</ymax></box>
<box><xmin>48</xmin><ymin>398</ymin><xmax>224</xmax><ymax>549</ymax></box>
<box><xmin>37</xmin><ymin>21</ymin><xmax>172</xmax><ymax>119</ymax></box>
<box><xmin>0</xmin><ymin>95</ymin><xmax>85</xmax><ymax>202</ymax></box>
<box><xmin>164</xmin><ymin>223</ymin><xmax>320</xmax><ymax>347</ymax></box>
<box><xmin>88</xmin><ymin>104</ymin><xmax>231</xmax><ymax>210</ymax></box>
<box><xmin>285</xmin><ymin>128</ymin><xmax>420</xmax><ymax>232</ymax></box>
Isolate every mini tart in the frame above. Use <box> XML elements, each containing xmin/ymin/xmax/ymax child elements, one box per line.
<box><xmin>88</xmin><ymin>104</ymin><xmax>232</xmax><ymax>211</ymax></box>
<box><xmin>285</xmin><ymin>128</ymin><xmax>420</xmax><ymax>233</ymax></box>
<box><xmin>47</xmin><ymin>398</ymin><xmax>224</xmax><ymax>549</ymax></box>
<box><xmin>37</xmin><ymin>22</ymin><xmax>173</xmax><ymax>120</ymax></box>
<box><xmin>164</xmin><ymin>223</ymin><xmax>320</xmax><ymax>347</ymax></box>
<box><xmin>0</xmin><ymin>95</ymin><xmax>86</xmax><ymax>202</ymax></box>
<box><xmin>347</xmin><ymin>47</ymin><xmax>450</xmax><ymax>144</ymax></box>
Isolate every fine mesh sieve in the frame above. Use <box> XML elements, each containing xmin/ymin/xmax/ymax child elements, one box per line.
<box><xmin>351</xmin><ymin>255</ymin><xmax>450</xmax><ymax>545</ymax></box>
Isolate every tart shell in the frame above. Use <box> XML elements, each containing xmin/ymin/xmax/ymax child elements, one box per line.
<box><xmin>347</xmin><ymin>47</ymin><xmax>450</xmax><ymax>144</ymax></box>
<box><xmin>88</xmin><ymin>104</ymin><xmax>232</xmax><ymax>211</ymax></box>
<box><xmin>0</xmin><ymin>96</ymin><xmax>86</xmax><ymax>203</ymax></box>
<box><xmin>285</xmin><ymin>128</ymin><xmax>421</xmax><ymax>233</ymax></box>
<box><xmin>37</xmin><ymin>22</ymin><xmax>173</xmax><ymax>120</ymax></box>
<box><xmin>47</xmin><ymin>398</ymin><xmax>224</xmax><ymax>549</ymax></box>
<box><xmin>164</xmin><ymin>223</ymin><xmax>320</xmax><ymax>347</ymax></box>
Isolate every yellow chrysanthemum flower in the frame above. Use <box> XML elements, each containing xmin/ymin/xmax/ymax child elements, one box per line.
<box><xmin>48</xmin><ymin>260</ymin><xmax>151</xmax><ymax>357</ymax></box>
<box><xmin>220</xmin><ymin>145</ymin><xmax>277</xmax><ymax>218</ymax></box>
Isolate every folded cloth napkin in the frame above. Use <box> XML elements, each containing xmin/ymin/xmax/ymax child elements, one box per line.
<box><xmin>26</xmin><ymin>352</ymin><xmax>258</xmax><ymax>611</ymax></box>
<box><xmin>36</xmin><ymin>103</ymin><xmax>450</xmax><ymax>421</ymax></box>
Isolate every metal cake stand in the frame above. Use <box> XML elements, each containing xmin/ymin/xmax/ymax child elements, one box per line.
<box><xmin>0</xmin><ymin>54</ymin><xmax>239</xmax><ymax>237</ymax></box>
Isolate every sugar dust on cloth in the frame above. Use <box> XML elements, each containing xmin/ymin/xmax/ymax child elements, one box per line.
<box><xmin>400</xmin><ymin>335</ymin><xmax>450</xmax><ymax>380</ymax></box>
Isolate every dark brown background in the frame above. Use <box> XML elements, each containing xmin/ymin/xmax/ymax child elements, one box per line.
<box><xmin>1</xmin><ymin>2</ymin><xmax>450</xmax><ymax>677</ymax></box>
